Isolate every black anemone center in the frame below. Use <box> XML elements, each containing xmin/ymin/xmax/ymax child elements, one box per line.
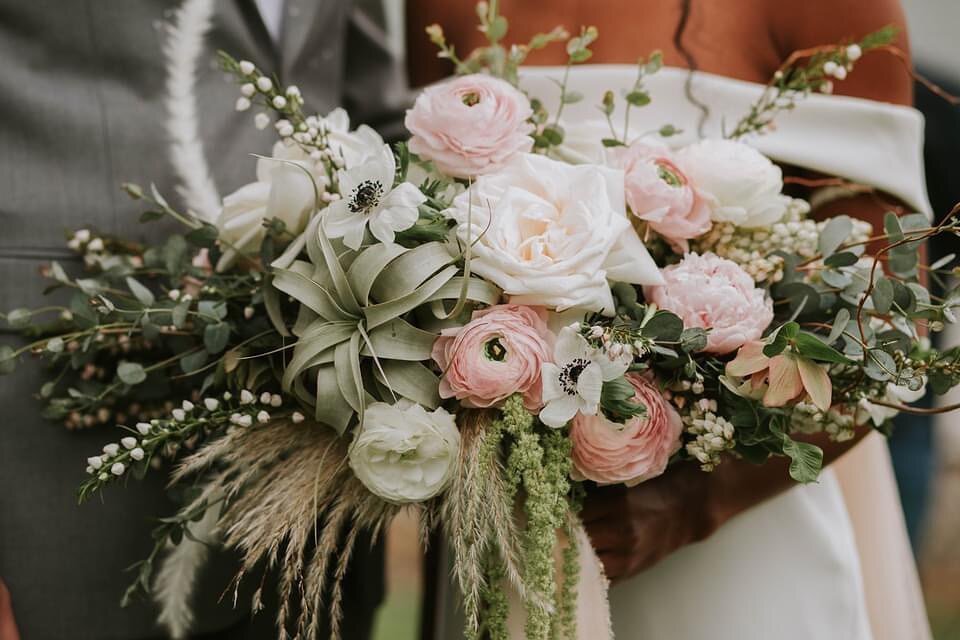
<box><xmin>348</xmin><ymin>180</ymin><xmax>384</xmax><ymax>215</ymax></box>
<box><xmin>483</xmin><ymin>337</ymin><xmax>508</xmax><ymax>362</ymax></box>
<box><xmin>559</xmin><ymin>358</ymin><xmax>590</xmax><ymax>395</ymax></box>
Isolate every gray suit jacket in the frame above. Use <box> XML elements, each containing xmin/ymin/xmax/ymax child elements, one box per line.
<box><xmin>0</xmin><ymin>1</ymin><xmax>401</xmax><ymax>637</ymax></box>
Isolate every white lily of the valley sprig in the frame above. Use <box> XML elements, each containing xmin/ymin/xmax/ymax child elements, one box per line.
<box><xmin>539</xmin><ymin>326</ymin><xmax>630</xmax><ymax>428</ymax></box>
<box><xmin>323</xmin><ymin>144</ymin><xmax>426</xmax><ymax>250</ymax></box>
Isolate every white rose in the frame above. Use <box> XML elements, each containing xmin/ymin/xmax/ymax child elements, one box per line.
<box><xmin>348</xmin><ymin>400</ymin><xmax>460</xmax><ymax>503</ymax></box>
<box><xmin>675</xmin><ymin>139</ymin><xmax>790</xmax><ymax>228</ymax></box>
<box><xmin>446</xmin><ymin>153</ymin><xmax>663</xmax><ymax>314</ymax></box>
<box><xmin>216</xmin><ymin>141</ymin><xmax>320</xmax><ymax>253</ymax></box>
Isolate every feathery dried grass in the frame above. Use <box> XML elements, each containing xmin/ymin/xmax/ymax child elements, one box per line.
<box><xmin>438</xmin><ymin>411</ymin><xmax>530</xmax><ymax>636</ymax></box>
<box><xmin>162</xmin><ymin>0</ymin><xmax>221</xmax><ymax>221</ymax></box>
<box><xmin>172</xmin><ymin>421</ymin><xmax>396</xmax><ymax>639</ymax></box>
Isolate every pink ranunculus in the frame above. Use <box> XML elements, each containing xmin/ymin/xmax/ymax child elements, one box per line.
<box><xmin>644</xmin><ymin>252</ymin><xmax>773</xmax><ymax>355</ymax></box>
<box><xmin>431</xmin><ymin>304</ymin><xmax>553</xmax><ymax>410</ymax></box>
<box><xmin>405</xmin><ymin>74</ymin><xmax>534</xmax><ymax>178</ymax></box>
<box><xmin>570</xmin><ymin>374</ymin><xmax>682</xmax><ymax>486</ymax></box>
<box><xmin>607</xmin><ymin>140</ymin><xmax>712</xmax><ymax>252</ymax></box>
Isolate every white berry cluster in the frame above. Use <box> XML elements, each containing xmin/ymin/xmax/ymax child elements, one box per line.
<box><xmin>682</xmin><ymin>398</ymin><xmax>736</xmax><ymax>471</ymax></box>
<box><xmin>691</xmin><ymin>198</ymin><xmax>816</xmax><ymax>283</ymax></box>
<box><xmin>84</xmin><ymin>390</ymin><xmax>305</xmax><ymax>483</ymax></box>
<box><xmin>819</xmin><ymin>44</ymin><xmax>863</xmax><ymax>94</ymax></box>
<box><xmin>575</xmin><ymin>321</ymin><xmax>652</xmax><ymax>361</ymax></box>
<box><xmin>234</xmin><ymin>59</ymin><xmax>303</xmax><ymax>115</ymax></box>
<box><xmin>790</xmin><ymin>401</ymin><xmax>857</xmax><ymax>442</ymax></box>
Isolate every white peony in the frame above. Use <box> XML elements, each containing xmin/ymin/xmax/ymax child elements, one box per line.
<box><xmin>348</xmin><ymin>400</ymin><xmax>460</xmax><ymax>503</ymax></box>
<box><xmin>445</xmin><ymin>153</ymin><xmax>663</xmax><ymax>314</ymax></box>
<box><xmin>675</xmin><ymin>139</ymin><xmax>790</xmax><ymax>228</ymax></box>
<box><xmin>217</xmin><ymin>141</ymin><xmax>321</xmax><ymax>255</ymax></box>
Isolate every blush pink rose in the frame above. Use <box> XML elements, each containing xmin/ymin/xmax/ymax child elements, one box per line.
<box><xmin>571</xmin><ymin>374</ymin><xmax>682</xmax><ymax>486</ymax></box>
<box><xmin>405</xmin><ymin>74</ymin><xmax>534</xmax><ymax>178</ymax></box>
<box><xmin>644</xmin><ymin>252</ymin><xmax>773</xmax><ymax>355</ymax></box>
<box><xmin>432</xmin><ymin>304</ymin><xmax>553</xmax><ymax>410</ymax></box>
<box><xmin>608</xmin><ymin>141</ymin><xmax>712</xmax><ymax>252</ymax></box>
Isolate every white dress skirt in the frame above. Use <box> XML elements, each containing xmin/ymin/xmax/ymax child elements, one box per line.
<box><xmin>431</xmin><ymin>65</ymin><xmax>932</xmax><ymax>640</ymax></box>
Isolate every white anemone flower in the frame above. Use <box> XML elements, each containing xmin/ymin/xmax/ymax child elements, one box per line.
<box><xmin>323</xmin><ymin>144</ymin><xmax>426</xmax><ymax>249</ymax></box>
<box><xmin>539</xmin><ymin>326</ymin><xmax>629</xmax><ymax>428</ymax></box>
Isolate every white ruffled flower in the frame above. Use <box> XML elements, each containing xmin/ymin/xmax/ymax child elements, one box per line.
<box><xmin>216</xmin><ymin>141</ymin><xmax>323</xmax><ymax>257</ymax></box>
<box><xmin>348</xmin><ymin>400</ymin><xmax>460</xmax><ymax>503</ymax></box>
<box><xmin>859</xmin><ymin>379</ymin><xmax>927</xmax><ymax>426</ymax></box>
<box><xmin>539</xmin><ymin>327</ymin><xmax>629</xmax><ymax>428</ymax></box>
<box><xmin>319</xmin><ymin>108</ymin><xmax>385</xmax><ymax>169</ymax></box>
<box><xmin>323</xmin><ymin>144</ymin><xmax>425</xmax><ymax>249</ymax></box>
<box><xmin>445</xmin><ymin>153</ymin><xmax>663</xmax><ymax>314</ymax></box>
<box><xmin>676</xmin><ymin>139</ymin><xmax>790</xmax><ymax>228</ymax></box>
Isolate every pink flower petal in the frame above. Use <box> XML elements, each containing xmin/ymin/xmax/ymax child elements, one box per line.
<box><xmin>726</xmin><ymin>341</ymin><xmax>770</xmax><ymax>378</ymax></box>
<box><xmin>796</xmin><ymin>356</ymin><xmax>833</xmax><ymax>412</ymax></box>
<box><xmin>763</xmin><ymin>354</ymin><xmax>803</xmax><ymax>407</ymax></box>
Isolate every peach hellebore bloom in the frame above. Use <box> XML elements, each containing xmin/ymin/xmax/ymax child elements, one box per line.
<box><xmin>725</xmin><ymin>341</ymin><xmax>832</xmax><ymax>411</ymax></box>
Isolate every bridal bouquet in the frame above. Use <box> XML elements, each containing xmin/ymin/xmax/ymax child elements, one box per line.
<box><xmin>4</xmin><ymin>4</ymin><xmax>960</xmax><ymax>639</ymax></box>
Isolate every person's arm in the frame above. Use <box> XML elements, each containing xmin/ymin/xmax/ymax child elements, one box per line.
<box><xmin>585</xmin><ymin>0</ymin><xmax>916</xmax><ymax>582</ymax></box>
<box><xmin>0</xmin><ymin>579</ymin><xmax>21</xmax><ymax>640</ymax></box>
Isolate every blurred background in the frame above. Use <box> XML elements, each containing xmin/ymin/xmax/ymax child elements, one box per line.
<box><xmin>371</xmin><ymin>2</ymin><xmax>960</xmax><ymax>638</ymax></box>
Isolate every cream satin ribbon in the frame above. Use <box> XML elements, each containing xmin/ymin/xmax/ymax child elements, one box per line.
<box><xmin>505</xmin><ymin>523</ymin><xmax>614</xmax><ymax>639</ymax></box>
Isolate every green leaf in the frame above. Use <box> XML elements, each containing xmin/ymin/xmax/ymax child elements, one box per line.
<box><xmin>601</xmin><ymin>138</ymin><xmax>626</xmax><ymax>147</ymax></box>
<box><xmin>827</xmin><ymin>308</ymin><xmax>850</xmax><ymax>344</ymax></box>
<box><xmin>117</xmin><ymin>361</ymin><xmax>147</xmax><ymax>385</ymax></box>
<box><xmin>824</xmin><ymin>251</ymin><xmax>859</xmax><ymax>268</ymax></box>
<box><xmin>141</xmin><ymin>321</ymin><xmax>160</xmax><ymax>341</ymax></box>
<box><xmin>375</xmin><ymin>360</ymin><xmax>441</xmax><ymax>409</ymax></box>
<box><xmin>541</xmin><ymin>124</ymin><xmax>565</xmax><ymax>146</ymax></box>
<box><xmin>197</xmin><ymin>300</ymin><xmax>228</xmax><ymax>321</ymax></box>
<box><xmin>600</xmin><ymin>376</ymin><xmax>646</xmax><ymax>420</ymax></box>
<box><xmin>180</xmin><ymin>350</ymin><xmax>209</xmax><ymax>374</ymax></box>
<box><xmin>185</xmin><ymin>224</ymin><xmax>220</xmax><ymax>248</ymax></box>
<box><xmin>0</xmin><ymin>345</ymin><xmax>16</xmax><ymax>374</ymax></box>
<box><xmin>884</xmin><ymin>212</ymin><xmax>903</xmax><ymax>242</ymax></box>
<box><xmin>6</xmin><ymin>308</ymin><xmax>31</xmax><ymax>328</ymax></box>
<box><xmin>126</xmin><ymin>277</ymin><xmax>156</xmax><ymax>306</ymax></box>
<box><xmin>818</xmin><ymin>215</ymin><xmax>852</xmax><ymax>257</ymax></box>
<box><xmin>782</xmin><ymin>437</ymin><xmax>824</xmax><ymax>483</ymax></box>
<box><xmin>642</xmin><ymin>310</ymin><xmax>683</xmax><ymax>341</ymax></box>
<box><xmin>172</xmin><ymin>301</ymin><xmax>189</xmax><ymax>329</ymax></box>
<box><xmin>864</xmin><ymin>349</ymin><xmax>896</xmax><ymax>381</ymax></box>
<box><xmin>871</xmin><ymin>277</ymin><xmax>894</xmax><ymax>314</ymax></box>
<box><xmin>139</xmin><ymin>209</ymin><xmax>164</xmax><ymax>223</ymax></box>
<box><xmin>680</xmin><ymin>328</ymin><xmax>708</xmax><ymax>353</ymax></box>
<box><xmin>203</xmin><ymin>322</ymin><xmax>231</xmax><ymax>354</ymax></box>
<box><xmin>486</xmin><ymin>15</ymin><xmax>508</xmax><ymax>41</ymax></box>
<box><xmin>793</xmin><ymin>332</ymin><xmax>853</xmax><ymax>364</ymax></box>
<box><xmin>625</xmin><ymin>90</ymin><xmax>651</xmax><ymax>107</ymax></box>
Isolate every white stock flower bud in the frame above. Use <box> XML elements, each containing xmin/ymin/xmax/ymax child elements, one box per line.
<box><xmin>204</xmin><ymin>398</ymin><xmax>219</xmax><ymax>411</ymax></box>
<box><xmin>110</xmin><ymin>462</ymin><xmax>126</xmax><ymax>476</ymax></box>
<box><xmin>121</xmin><ymin>437</ymin><xmax>137</xmax><ymax>450</ymax></box>
<box><xmin>240</xmin><ymin>83</ymin><xmax>256</xmax><ymax>97</ymax></box>
<box><xmin>103</xmin><ymin>443</ymin><xmax>119</xmax><ymax>456</ymax></box>
<box><xmin>238</xmin><ymin>60</ymin><xmax>256</xmax><ymax>75</ymax></box>
<box><xmin>130</xmin><ymin>447</ymin><xmax>145</xmax><ymax>461</ymax></box>
<box><xmin>256</xmin><ymin>77</ymin><xmax>273</xmax><ymax>92</ymax></box>
<box><xmin>235</xmin><ymin>97</ymin><xmax>251</xmax><ymax>112</ymax></box>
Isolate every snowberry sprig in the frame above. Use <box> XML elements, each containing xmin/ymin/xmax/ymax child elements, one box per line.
<box><xmin>78</xmin><ymin>390</ymin><xmax>304</xmax><ymax>501</ymax></box>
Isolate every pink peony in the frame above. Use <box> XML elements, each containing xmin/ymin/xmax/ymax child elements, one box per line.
<box><xmin>644</xmin><ymin>252</ymin><xmax>773</xmax><ymax>355</ymax></box>
<box><xmin>608</xmin><ymin>140</ymin><xmax>712</xmax><ymax>252</ymax></box>
<box><xmin>432</xmin><ymin>304</ymin><xmax>553</xmax><ymax>410</ymax></box>
<box><xmin>405</xmin><ymin>74</ymin><xmax>534</xmax><ymax>178</ymax></box>
<box><xmin>570</xmin><ymin>374</ymin><xmax>682</xmax><ymax>486</ymax></box>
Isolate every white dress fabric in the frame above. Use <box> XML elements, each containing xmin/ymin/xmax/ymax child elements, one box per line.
<box><xmin>509</xmin><ymin>65</ymin><xmax>932</xmax><ymax>640</ymax></box>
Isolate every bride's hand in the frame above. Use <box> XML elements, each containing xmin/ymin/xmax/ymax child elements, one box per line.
<box><xmin>582</xmin><ymin>463</ymin><xmax>718</xmax><ymax>583</ymax></box>
<box><xmin>582</xmin><ymin>429</ymin><xmax>867</xmax><ymax>583</ymax></box>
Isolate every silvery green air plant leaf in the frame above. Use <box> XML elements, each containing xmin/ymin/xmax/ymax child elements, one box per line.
<box><xmin>271</xmin><ymin>189</ymin><xmax>500</xmax><ymax>435</ymax></box>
